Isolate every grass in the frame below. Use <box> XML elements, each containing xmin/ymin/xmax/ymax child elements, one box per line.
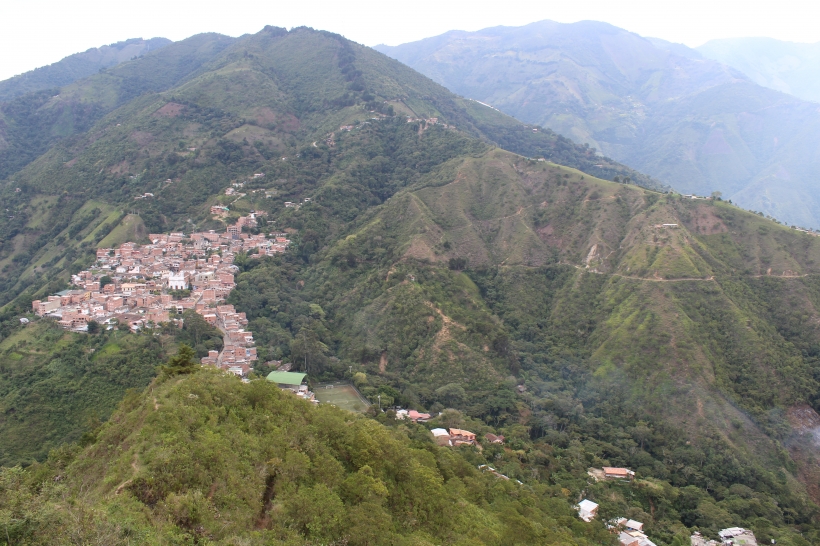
<box><xmin>313</xmin><ymin>383</ymin><xmax>369</xmax><ymax>413</ymax></box>
<box><xmin>97</xmin><ymin>214</ymin><xmax>147</xmax><ymax>247</ymax></box>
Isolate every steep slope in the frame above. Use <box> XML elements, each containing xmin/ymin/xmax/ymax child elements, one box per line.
<box><xmin>0</xmin><ymin>33</ymin><xmax>235</xmax><ymax>180</ymax></box>
<box><xmin>0</xmin><ymin>25</ymin><xmax>659</xmax><ymax>465</ymax></box>
<box><xmin>225</xmin><ymin>131</ymin><xmax>820</xmax><ymax>525</ymax></box>
<box><xmin>0</xmin><ymin>37</ymin><xmax>172</xmax><ymax>101</ymax></box>
<box><xmin>0</xmin><ymin>369</ymin><xmax>612</xmax><ymax>545</ymax></box>
<box><xmin>0</xmin><ymin>27</ymin><xmax>661</xmax><ymax>307</ymax></box>
<box><xmin>698</xmin><ymin>37</ymin><xmax>820</xmax><ymax>103</ymax></box>
<box><xmin>0</xmin><ymin>25</ymin><xmax>819</xmax><ymax>542</ymax></box>
<box><xmin>375</xmin><ymin>20</ymin><xmax>820</xmax><ymax>229</ymax></box>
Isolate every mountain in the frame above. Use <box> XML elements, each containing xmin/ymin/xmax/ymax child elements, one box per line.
<box><xmin>0</xmin><ymin>24</ymin><xmax>658</xmax><ymax>464</ymax></box>
<box><xmin>0</xmin><ymin>37</ymin><xmax>172</xmax><ymax>102</ymax></box>
<box><xmin>0</xmin><ymin>33</ymin><xmax>235</xmax><ymax>180</ymax></box>
<box><xmin>698</xmin><ymin>38</ymin><xmax>820</xmax><ymax>103</ymax></box>
<box><xmin>375</xmin><ymin>20</ymin><xmax>820</xmax><ymax>229</ymax></box>
<box><xmin>0</xmin><ymin>25</ymin><xmax>819</xmax><ymax>543</ymax></box>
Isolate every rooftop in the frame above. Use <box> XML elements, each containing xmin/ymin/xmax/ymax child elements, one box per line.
<box><xmin>266</xmin><ymin>371</ymin><xmax>307</xmax><ymax>386</ymax></box>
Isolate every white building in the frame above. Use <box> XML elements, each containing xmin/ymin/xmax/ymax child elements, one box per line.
<box><xmin>577</xmin><ymin>499</ymin><xmax>598</xmax><ymax>522</ymax></box>
<box><xmin>168</xmin><ymin>272</ymin><xmax>187</xmax><ymax>290</ymax></box>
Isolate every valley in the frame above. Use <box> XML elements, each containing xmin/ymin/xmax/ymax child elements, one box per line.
<box><xmin>0</xmin><ymin>24</ymin><xmax>818</xmax><ymax>546</ymax></box>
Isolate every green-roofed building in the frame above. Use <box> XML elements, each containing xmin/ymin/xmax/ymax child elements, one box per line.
<box><xmin>266</xmin><ymin>371</ymin><xmax>307</xmax><ymax>387</ymax></box>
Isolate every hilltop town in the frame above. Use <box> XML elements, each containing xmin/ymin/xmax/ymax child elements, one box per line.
<box><xmin>31</xmin><ymin>216</ymin><xmax>291</xmax><ymax>377</ymax></box>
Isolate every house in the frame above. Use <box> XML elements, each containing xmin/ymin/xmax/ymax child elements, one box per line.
<box><xmin>577</xmin><ymin>499</ymin><xmax>598</xmax><ymax>522</ymax></box>
<box><xmin>485</xmin><ymin>433</ymin><xmax>505</xmax><ymax>444</ymax></box>
<box><xmin>603</xmin><ymin>467</ymin><xmax>635</xmax><ymax>480</ymax></box>
<box><xmin>718</xmin><ymin>528</ymin><xmax>757</xmax><ymax>545</ymax></box>
<box><xmin>19</xmin><ymin>318</ymin><xmax>29</xmax><ymax>324</ymax></box>
<box><xmin>614</xmin><ymin>518</ymin><xmax>643</xmax><ymax>532</ymax></box>
<box><xmin>617</xmin><ymin>530</ymin><xmax>656</xmax><ymax>546</ymax></box>
<box><xmin>430</xmin><ymin>428</ymin><xmax>451</xmax><ymax>446</ymax></box>
<box><xmin>449</xmin><ymin>428</ymin><xmax>476</xmax><ymax>446</ymax></box>
<box><xmin>407</xmin><ymin>410</ymin><xmax>430</xmax><ymax>422</ymax></box>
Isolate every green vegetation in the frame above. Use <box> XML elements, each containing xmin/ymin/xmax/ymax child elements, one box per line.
<box><xmin>0</xmin><ymin>25</ymin><xmax>819</xmax><ymax>545</ymax></box>
<box><xmin>0</xmin><ymin>370</ymin><xmax>615</xmax><ymax>545</ymax></box>
<box><xmin>0</xmin><ymin>314</ymin><xmax>222</xmax><ymax>466</ymax></box>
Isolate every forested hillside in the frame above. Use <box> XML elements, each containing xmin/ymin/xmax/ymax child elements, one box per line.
<box><xmin>0</xmin><ymin>25</ymin><xmax>818</xmax><ymax>545</ymax></box>
<box><xmin>0</xmin><ymin>369</ymin><xmax>619</xmax><ymax>545</ymax></box>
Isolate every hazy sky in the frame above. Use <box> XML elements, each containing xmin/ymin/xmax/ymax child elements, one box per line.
<box><xmin>2</xmin><ymin>0</ymin><xmax>820</xmax><ymax>81</ymax></box>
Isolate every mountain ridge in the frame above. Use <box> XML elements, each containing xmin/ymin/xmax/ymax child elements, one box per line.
<box><xmin>375</xmin><ymin>20</ymin><xmax>820</xmax><ymax>229</ymax></box>
<box><xmin>698</xmin><ymin>37</ymin><xmax>820</xmax><ymax>103</ymax></box>
<box><xmin>0</xmin><ymin>37</ymin><xmax>172</xmax><ymax>102</ymax></box>
<box><xmin>0</xmin><ymin>25</ymin><xmax>818</xmax><ymax>544</ymax></box>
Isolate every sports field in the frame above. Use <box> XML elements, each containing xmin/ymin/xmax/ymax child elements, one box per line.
<box><xmin>314</xmin><ymin>384</ymin><xmax>370</xmax><ymax>413</ymax></box>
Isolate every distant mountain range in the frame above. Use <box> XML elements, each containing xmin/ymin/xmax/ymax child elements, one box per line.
<box><xmin>698</xmin><ymin>37</ymin><xmax>820</xmax><ymax>103</ymax></box>
<box><xmin>0</xmin><ymin>37</ymin><xmax>171</xmax><ymax>101</ymax></box>
<box><xmin>376</xmin><ymin>21</ymin><xmax>820</xmax><ymax>228</ymax></box>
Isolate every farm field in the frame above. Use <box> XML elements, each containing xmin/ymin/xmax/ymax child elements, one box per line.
<box><xmin>314</xmin><ymin>383</ymin><xmax>369</xmax><ymax>413</ymax></box>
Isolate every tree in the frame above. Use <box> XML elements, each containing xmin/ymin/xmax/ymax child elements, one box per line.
<box><xmin>99</xmin><ymin>275</ymin><xmax>113</xmax><ymax>289</ymax></box>
<box><xmin>86</xmin><ymin>320</ymin><xmax>100</xmax><ymax>334</ymax></box>
<box><xmin>163</xmin><ymin>344</ymin><xmax>198</xmax><ymax>376</ymax></box>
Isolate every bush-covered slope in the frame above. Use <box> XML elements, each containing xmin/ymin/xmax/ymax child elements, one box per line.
<box><xmin>0</xmin><ymin>315</ymin><xmax>223</xmax><ymax>466</ymax></box>
<box><xmin>0</xmin><ymin>37</ymin><xmax>172</xmax><ymax>102</ymax></box>
<box><xmin>0</xmin><ymin>370</ymin><xmax>614</xmax><ymax>545</ymax></box>
<box><xmin>220</xmin><ymin>140</ymin><xmax>820</xmax><ymax>528</ymax></box>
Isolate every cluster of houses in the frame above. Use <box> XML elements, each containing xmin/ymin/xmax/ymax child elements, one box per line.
<box><xmin>197</xmin><ymin>303</ymin><xmax>257</xmax><ymax>376</ymax></box>
<box><xmin>430</xmin><ymin>428</ymin><xmax>505</xmax><ymax>447</ymax></box>
<box><xmin>580</xmin><ymin>468</ymin><xmax>757</xmax><ymax>546</ymax></box>
<box><xmin>405</xmin><ymin>116</ymin><xmax>455</xmax><ymax>129</ymax></box>
<box><xmin>31</xmin><ymin>224</ymin><xmax>291</xmax><ymax>377</ymax></box>
<box><xmin>284</xmin><ymin>198</ymin><xmax>311</xmax><ymax>209</ymax></box>
<box><xmin>395</xmin><ymin>409</ymin><xmax>431</xmax><ymax>422</ymax></box>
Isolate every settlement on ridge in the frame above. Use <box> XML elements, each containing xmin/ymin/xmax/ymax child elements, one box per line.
<box><xmin>31</xmin><ymin>219</ymin><xmax>291</xmax><ymax>378</ymax></box>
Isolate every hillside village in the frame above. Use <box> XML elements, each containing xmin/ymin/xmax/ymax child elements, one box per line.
<box><xmin>31</xmin><ymin>216</ymin><xmax>291</xmax><ymax>377</ymax></box>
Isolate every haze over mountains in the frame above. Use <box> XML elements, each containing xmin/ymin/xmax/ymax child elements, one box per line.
<box><xmin>1</xmin><ymin>24</ymin><xmax>820</xmax><ymax>545</ymax></box>
<box><xmin>376</xmin><ymin>20</ymin><xmax>820</xmax><ymax>229</ymax></box>
<box><xmin>698</xmin><ymin>37</ymin><xmax>820</xmax><ymax>103</ymax></box>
